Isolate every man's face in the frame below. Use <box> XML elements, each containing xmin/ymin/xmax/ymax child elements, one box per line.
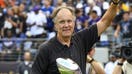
<box><xmin>44</xmin><ymin>0</ymin><xmax>50</xmax><ymax>6</ymax></box>
<box><xmin>123</xmin><ymin>13</ymin><xmax>129</xmax><ymax>21</ymax></box>
<box><xmin>55</xmin><ymin>9</ymin><xmax>75</xmax><ymax>38</ymax></box>
<box><xmin>24</xmin><ymin>52</ymin><xmax>31</xmax><ymax>61</ymax></box>
<box><xmin>91</xmin><ymin>13</ymin><xmax>97</xmax><ymax>19</ymax></box>
<box><xmin>111</xmin><ymin>56</ymin><xmax>116</xmax><ymax>62</ymax></box>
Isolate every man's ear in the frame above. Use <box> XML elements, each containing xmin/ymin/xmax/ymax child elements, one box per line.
<box><xmin>54</xmin><ymin>24</ymin><xmax>58</xmax><ymax>32</ymax></box>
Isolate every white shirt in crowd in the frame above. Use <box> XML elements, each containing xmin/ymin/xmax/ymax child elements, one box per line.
<box><xmin>85</xmin><ymin>5</ymin><xmax>102</xmax><ymax>16</ymax></box>
<box><xmin>26</xmin><ymin>10</ymin><xmax>47</xmax><ymax>36</ymax></box>
<box><xmin>122</xmin><ymin>61</ymin><xmax>132</xmax><ymax>74</ymax></box>
<box><xmin>104</xmin><ymin>61</ymin><xmax>117</xmax><ymax>74</ymax></box>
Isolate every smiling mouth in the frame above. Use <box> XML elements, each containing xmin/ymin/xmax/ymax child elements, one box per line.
<box><xmin>63</xmin><ymin>29</ymin><xmax>71</xmax><ymax>32</ymax></box>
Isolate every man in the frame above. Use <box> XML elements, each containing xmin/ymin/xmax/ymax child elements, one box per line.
<box><xmin>105</xmin><ymin>54</ymin><xmax>117</xmax><ymax>74</ymax></box>
<box><xmin>75</xmin><ymin>8</ymin><xmax>86</xmax><ymax>32</ymax></box>
<box><xmin>26</xmin><ymin>5</ymin><xmax>47</xmax><ymax>38</ymax></box>
<box><xmin>18</xmin><ymin>51</ymin><xmax>32</xmax><ymax>74</ymax></box>
<box><xmin>41</xmin><ymin>0</ymin><xmax>54</xmax><ymax>32</ymax></box>
<box><xmin>88</xmin><ymin>10</ymin><xmax>101</xmax><ymax>26</ymax></box>
<box><xmin>114</xmin><ymin>11</ymin><xmax>132</xmax><ymax>40</ymax></box>
<box><xmin>31</xmin><ymin>0</ymin><xmax>120</xmax><ymax>73</ymax></box>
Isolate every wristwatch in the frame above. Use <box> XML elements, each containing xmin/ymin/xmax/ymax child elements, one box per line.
<box><xmin>89</xmin><ymin>58</ymin><xmax>94</xmax><ymax>63</ymax></box>
<box><xmin>87</xmin><ymin>55</ymin><xmax>95</xmax><ymax>63</ymax></box>
<box><xmin>117</xmin><ymin>62</ymin><xmax>123</xmax><ymax>66</ymax></box>
<box><xmin>111</xmin><ymin>0</ymin><xmax>120</xmax><ymax>5</ymax></box>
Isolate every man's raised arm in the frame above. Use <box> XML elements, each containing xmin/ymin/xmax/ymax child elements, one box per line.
<box><xmin>97</xmin><ymin>0</ymin><xmax>120</xmax><ymax>36</ymax></box>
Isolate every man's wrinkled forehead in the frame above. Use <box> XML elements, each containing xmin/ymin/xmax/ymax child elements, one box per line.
<box><xmin>52</xmin><ymin>6</ymin><xmax>75</xmax><ymax>18</ymax></box>
<box><xmin>56</xmin><ymin>8</ymin><xmax>73</xmax><ymax>17</ymax></box>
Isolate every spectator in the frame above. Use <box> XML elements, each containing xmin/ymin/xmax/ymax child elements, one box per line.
<box><xmin>66</xmin><ymin>0</ymin><xmax>74</xmax><ymax>7</ymax></box>
<box><xmin>56</xmin><ymin>0</ymin><xmax>66</xmax><ymax>7</ymax></box>
<box><xmin>26</xmin><ymin>5</ymin><xmax>47</xmax><ymax>38</ymax></box>
<box><xmin>0</xmin><ymin>0</ymin><xmax>6</xmax><ymax>8</ymax></box>
<box><xmin>104</xmin><ymin>54</ymin><xmax>117</xmax><ymax>74</ymax></box>
<box><xmin>87</xmin><ymin>10</ymin><xmax>101</xmax><ymax>26</ymax></box>
<box><xmin>114</xmin><ymin>11</ymin><xmax>132</xmax><ymax>44</ymax></box>
<box><xmin>18</xmin><ymin>3</ymin><xmax>28</xmax><ymax>38</ymax></box>
<box><xmin>2</xmin><ymin>6</ymin><xmax>23</xmax><ymax>37</ymax></box>
<box><xmin>12</xmin><ymin>5</ymin><xmax>24</xmax><ymax>37</ymax></box>
<box><xmin>91</xmin><ymin>1</ymin><xmax>102</xmax><ymax>17</ymax></box>
<box><xmin>41</xmin><ymin>0</ymin><xmax>54</xmax><ymax>32</ymax></box>
<box><xmin>1</xmin><ymin>29</ymin><xmax>18</xmax><ymax>61</ymax></box>
<box><xmin>18</xmin><ymin>51</ymin><xmax>33</xmax><ymax>74</ymax></box>
<box><xmin>0</xmin><ymin>7</ymin><xmax>5</xmax><ymax>37</ymax></box>
<box><xmin>75</xmin><ymin>0</ymin><xmax>83</xmax><ymax>9</ymax></box>
<box><xmin>101</xmin><ymin>0</ymin><xmax>110</xmax><ymax>17</ymax></box>
<box><xmin>2</xmin><ymin>29</ymin><xmax>16</xmax><ymax>51</ymax></box>
<box><xmin>75</xmin><ymin>8</ymin><xmax>87</xmax><ymax>32</ymax></box>
<box><xmin>113</xmin><ymin>2</ymin><xmax>125</xmax><ymax>24</ymax></box>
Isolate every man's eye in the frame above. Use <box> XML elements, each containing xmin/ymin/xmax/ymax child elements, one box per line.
<box><xmin>67</xmin><ymin>20</ymin><xmax>72</xmax><ymax>23</ymax></box>
<box><xmin>59</xmin><ymin>20</ymin><xmax>65</xmax><ymax>24</ymax></box>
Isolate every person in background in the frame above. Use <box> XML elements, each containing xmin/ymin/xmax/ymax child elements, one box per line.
<box><xmin>0</xmin><ymin>7</ymin><xmax>5</xmax><ymax>38</ymax></box>
<box><xmin>105</xmin><ymin>53</ymin><xmax>117</xmax><ymax>74</ymax></box>
<box><xmin>88</xmin><ymin>10</ymin><xmax>101</xmax><ymax>26</ymax></box>
<box><xmin>18</xmin><ymin>51</ymin><xmax>33</xmax><ymax>74</ymax></box>
<box><xmin>0</xmin><ymin>0</ymin><xmax>6</xmax><ymax>8</ymax></box>
<box><xmin>26</xmin><ymin>5</ymin><xmax>47</xmax><ymax>38</ymax></box>
<box><xmin>75</xmin><ymin>8</ymin><xmax>87</xmax><ymax>32</ymax></box>
<box><xmin>1</xmin><ymin>29</ymin><xmax>17</xmax><ymax>61</ymax></box>
<box><xmin>114</xmin><ymin>11</ymin><xmax>132</xmax><ymax>44</ymax></box>
<box><xmin>41</xmin><ymin>0</ymin><xmax>54</xmax><ymax>32</ymax></box>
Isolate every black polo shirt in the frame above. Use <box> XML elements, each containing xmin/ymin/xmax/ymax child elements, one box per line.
<box><xmin>31</xmin><ymin>24</ymin><xmax>99</xmax><ymax>74</ymax></box>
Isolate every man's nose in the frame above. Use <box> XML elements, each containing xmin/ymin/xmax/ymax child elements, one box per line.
<box><xmin>64</xmin><ymin>21</ymin><xmax>69</xmax><ymax>27</ymax></box>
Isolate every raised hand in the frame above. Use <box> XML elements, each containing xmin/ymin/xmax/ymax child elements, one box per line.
<box><xmin>113</xmin><ymin>0</ymin><xmax>120</xmax><ymax>2</ymax></box>
<box><xmin>112</xmin><ymin>0</ymin><xmax>120</xmax><ymax>5</ymax></box>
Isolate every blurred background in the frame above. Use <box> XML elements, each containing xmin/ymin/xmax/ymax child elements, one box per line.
<box><xmin>0</xmin><ymin>0</ymin><xmax>132</xmax><ymax>74</ymax></box>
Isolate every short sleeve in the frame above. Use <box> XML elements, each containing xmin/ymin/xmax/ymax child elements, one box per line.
<box><xmin>76</xmin><ymin>24</ymin><xmax>99</xmax><ymax>52</ymax></box>
<box><xmin>31</xmin><ymin>44</ymin><xmax>49</xmax><ymax>74</ymax></box>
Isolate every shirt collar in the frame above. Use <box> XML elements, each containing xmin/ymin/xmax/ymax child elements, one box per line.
<box><xmin>51</xmin><ymin>36</ymin><xmax>73</xmax><ymax>51</ymax></box>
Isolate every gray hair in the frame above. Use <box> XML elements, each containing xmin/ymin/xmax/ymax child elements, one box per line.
<box><xmin>51</xmin><ymin>6</ymin><xmax>76</xmax><ymax>24</ymax></box>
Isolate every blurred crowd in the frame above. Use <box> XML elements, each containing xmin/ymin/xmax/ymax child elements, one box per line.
<box><xmin>0</xmin><ymin>0</ymin><xmax>132</xmax><ymax>61</ymax></box>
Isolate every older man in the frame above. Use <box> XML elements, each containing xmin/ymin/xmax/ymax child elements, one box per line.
<box><xmin>31</xmin><ymin>0</ymin><xmax>120</xmax><ymax>74</ymax></box>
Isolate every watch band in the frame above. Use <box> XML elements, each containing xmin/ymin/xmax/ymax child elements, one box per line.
<box><xmin>117</xmin><ymin>62</ymin><xmax>123</xmax><ymax>66</ymax></box>
<box><xmin>111</xmin><ymin>0</ymin><xmax>120</xmax><ymax>5</ymax></box>
<box><xmin>89</xmin><ymin>58</ymin><xmax>94</xmax><ymax>63</ymax></box>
